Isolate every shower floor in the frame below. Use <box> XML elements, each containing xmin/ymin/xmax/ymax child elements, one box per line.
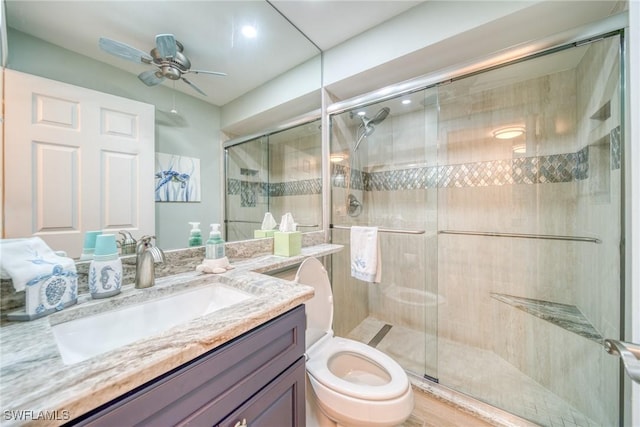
<box><xmin>347</xmin><ymin>317</ymin><xmax>601</xmax><ymax>427</ymax></box>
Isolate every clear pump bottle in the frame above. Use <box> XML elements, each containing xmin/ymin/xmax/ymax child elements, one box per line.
<box><xmin>188</xmin><ymin>222</ymin><xmax>202</xmax><ymax>247</ymax></box>
<box><xmin>205</xmin><ymin>224</ymin><xmax>225</xmax><ymax>259</ymax></box>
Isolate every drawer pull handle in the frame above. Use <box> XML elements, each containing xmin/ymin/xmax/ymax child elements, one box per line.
<box><xmin>234</xmin><ymin>419</ymin><xmax>248</xmax><ymax>427</ymax></box>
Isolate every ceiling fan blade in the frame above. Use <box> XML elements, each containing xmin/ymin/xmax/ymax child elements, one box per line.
<box><xmin>138</xmin><ymin>70</ymin><xmax>164</xmax><ymax>86</ymax></box>
<box><xmin>155</xmin><ymin>34</ymin><xmax>177</xmax><ymax>58</ymax></box>
<box><xmin>190</xmin><ymin>69</ymin><xmax>227</xmax><ymax>77</ymax></box>
<box><xmin>99</xmin><ymin>37</ymin><xmax>152</xmax><ymax>64</ymax></box>
<box><xmin>182</xmin><ymin>77</ymin><xmax>207</xmax><ymax>96</ymax></box>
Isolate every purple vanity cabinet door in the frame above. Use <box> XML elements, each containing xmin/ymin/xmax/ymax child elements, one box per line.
<box><xmin>69</xmin><ymin>305</ymin><xmax>305</xmax><ymax>426</ymax></box>
<box><xmin>209</xmin><ymin>358</ymin><xmax>305</xmax><ymax>427</ymax></box>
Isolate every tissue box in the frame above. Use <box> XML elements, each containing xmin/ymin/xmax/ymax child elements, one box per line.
<box><xmin>254</xmin><ymin>230</ymin><xmax>276</xmax><ymax>238</ymax></box>
<box><xmin>274</xmin><ymin>231</ymin><xmax>302</xmax><ymax>257</ymax></box>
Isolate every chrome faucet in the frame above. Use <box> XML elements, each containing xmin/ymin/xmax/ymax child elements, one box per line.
<box><xmin>135</xmin><ymin>236</ymin><xmax>165</xmax><ymax>289</ymax></box>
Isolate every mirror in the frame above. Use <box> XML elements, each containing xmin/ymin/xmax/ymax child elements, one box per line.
<box><xmin>225</xmin><ymin>118</ymin><xmax>322</xmax><ymax>242</ymax></box>
<box><xmin>2</xmin><ymin>0</ymin><xmax>322</xmax><ymax>254</ymax></box>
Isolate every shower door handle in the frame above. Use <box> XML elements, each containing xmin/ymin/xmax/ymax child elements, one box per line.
<box><xmin>604</xmin><ymin>339</ymin><xmax>640</xmax><ymax>384</ymax></box>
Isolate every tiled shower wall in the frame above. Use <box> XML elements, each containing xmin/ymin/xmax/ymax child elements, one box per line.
<box><xmin>226</xmin><ymin>127</ymin><xmax>322</xmax><ymax>241</ymax></box>
<box><xmin>330</xmin><ymin>36</ymin><xmax>621</xmax><ymax>426</ymax></box>
<box><xmin>226</xmin><ymin>137</ymin><xmax>269</xmax><ymax>241</ymax></box>
<box><xmin>268</xmin><ymin>132</ymin><xmax>322</xmax><ymax>232</ymax></box>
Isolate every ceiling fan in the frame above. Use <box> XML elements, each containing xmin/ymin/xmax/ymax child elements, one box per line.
<box><xmin>99</xmin><ymin>34</ymin><xmax>226</xmax><ymax>96</ymax></box>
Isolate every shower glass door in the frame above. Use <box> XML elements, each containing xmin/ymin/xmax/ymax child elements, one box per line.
<box><xmin>225</xmin><ymin>119</ymin><xmax>322</xmax><ymax>241</ymax></box>
<box><xmin>267</xmin><ymin>120</ymin><xmax>323</xmax><ymax>234</ymax></box>
<box><xmin>329</xmin><ymin>31</ymin><xmax>625</xmax><ymax>427</ymax></box>
<box><xmin>435</xmin><ymin>34</ymin><xmax>623</xmax><ymax>426</ymax></box>
<box><xmin>329</xmin><ymin>87</ymin><xmax>439</xmax><ymax>380</ymax></box>
<box><xmin>225</xmin><ymin>135</ymin><xmax>269</xmax><ymax>241</ymax></box>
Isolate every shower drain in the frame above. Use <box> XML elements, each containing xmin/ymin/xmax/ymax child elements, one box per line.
<box><xmin>368</xmin><ymin>324</ymin><xmax>393</xmax><ymax>348</ymax></box>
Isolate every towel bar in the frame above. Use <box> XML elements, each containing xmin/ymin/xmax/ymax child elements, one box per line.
<box><xmin>439</xmin><ymin>230</ymin><xmax>601</xmax><ymax>244</ymax></box>
<box><xmin>225</xmin><ymin>220</ymin><xmax>319</xmax><ymax>228</ymax></box>
<box><xmin>330</xmin><ymin>224</ymin><xmax>425</xmax><ymax>235</ymax></box>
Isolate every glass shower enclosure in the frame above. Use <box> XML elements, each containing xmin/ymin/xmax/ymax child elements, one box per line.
<box><xmin>225</xmin><ymin>119</ymin><xmax>322</xmax><ymax>241</ymax></box>
<box><xmin>329</xmin><ymin>34</ymin><xmax>624</xmax><ymax>426</ymax></box>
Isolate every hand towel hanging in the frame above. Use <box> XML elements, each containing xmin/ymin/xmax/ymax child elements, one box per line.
<box><xmin>350</xmin><ymin>226</ymin><xmax>381</xmax><ymax>283</ymax></box>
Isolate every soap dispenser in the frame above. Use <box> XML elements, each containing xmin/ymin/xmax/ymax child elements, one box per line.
<box><xmin>188</xmin><ymin>222</ymin><xmax>202</xmax><ymax>247</ymax></box>
<box><xmin>205</xmin><ymin>224</ymin><xmax>225</xmax><ymax>259</ymax></box>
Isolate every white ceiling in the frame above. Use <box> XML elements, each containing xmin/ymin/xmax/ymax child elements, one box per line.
<box><xmin>5</xmin><ymin>1</ymin><xmax>423</xmax><ymax>107</ymax></box>
<box><xmin>269</xmin><ymin>0</ymin><xmax>423</xmax><ymax>51</ymax></box>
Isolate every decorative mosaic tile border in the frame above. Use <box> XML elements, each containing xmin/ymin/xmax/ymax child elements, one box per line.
<box><xmin>227</xmin><ymin>178</ymin><xmax>321</xmax><ymax>205</ymax></box>
<box><xmin>228</xmin><ymin>127</ymin><xmax>621</xmax><ymax>196</ymax></box>
<box><xmin>269</xmin><ymin>179</ymin><xmax>322</xmax><ymax>197</ymax></box>
<box><xmin>332</xmin><ymin>126</ymin><xmax>620</xmax><ymax>191</ymax></box>
<box><xmin>611</xmin><ymin>126</ymin><xmax>621</xmax><ymax>170</ymax></box>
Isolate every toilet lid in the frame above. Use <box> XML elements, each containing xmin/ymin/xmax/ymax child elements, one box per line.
<box><xmin>295</xmin><ymin>257</ymin><xmax>333</xmax><ymax>349</ymax></box>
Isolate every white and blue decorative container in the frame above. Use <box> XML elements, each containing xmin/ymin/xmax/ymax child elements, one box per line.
<box><xmin>89</xmin><ymin>234</ymin><xmax>122</xmax><ymax>299</ymax></box>
<box><xmin>25</xmin><ymin>265</ymin><xmax>78</xmax><ymax>318</ymax></box>
<box><xmin>1</xmin><ymin>237</ymin><xmax>79</xmax><ymax>321</ymax></box>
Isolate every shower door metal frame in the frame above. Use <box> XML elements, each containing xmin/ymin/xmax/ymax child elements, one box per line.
<box><xmin>324</xmin><ymin>11</ymin><xmax>632</xmax><ymax>426</ymax></box>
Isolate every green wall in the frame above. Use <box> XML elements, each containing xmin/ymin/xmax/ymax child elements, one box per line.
<box><xmin>6</xmin><ymin>28</ymin><xmax>222</xmax><ymax>250</ymax></box>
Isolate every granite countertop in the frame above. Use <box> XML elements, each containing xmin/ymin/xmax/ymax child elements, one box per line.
<box><xmin>0</xmin><ymin>244</ymin><xmax>342</xmax><ymax>426</ymax></box>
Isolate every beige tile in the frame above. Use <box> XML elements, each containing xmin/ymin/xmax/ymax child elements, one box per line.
<box><xmin>400</xmin><ymin>388</ymin><xmax>494</xmax><ymax>427</ymax></box>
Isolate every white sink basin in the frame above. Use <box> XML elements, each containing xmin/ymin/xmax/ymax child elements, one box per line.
<box><xmin>51</xmin><ymin>284</ymin><xmax>253</xmax><ymax>365</ymax></box>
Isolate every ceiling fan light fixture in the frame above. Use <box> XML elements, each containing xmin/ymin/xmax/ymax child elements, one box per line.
<box><xmin>99</xmin><ymin>33</ymin><xmax>226</xmax><ymax>97</ymax></box>
<box><xmin>162</xmin><ymin>66</ymin><xmax>181</xmax><ymax>80</ymax></box>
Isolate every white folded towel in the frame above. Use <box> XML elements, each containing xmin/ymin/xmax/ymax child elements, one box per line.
<box><xmin>350</xmin><ymin>226</ymin><xmax>381</xmax><ymax>283</ymax></box>
<box><xmin>0</xmin><ymin>237</ymin><xmax>77</xmax><ymax>292</ymax></box>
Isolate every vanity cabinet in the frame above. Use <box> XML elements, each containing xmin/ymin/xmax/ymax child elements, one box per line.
<box><xmin>70</xmin><ymin>305</ymin><xmax>305</xmax><ymax>426</ymax></box>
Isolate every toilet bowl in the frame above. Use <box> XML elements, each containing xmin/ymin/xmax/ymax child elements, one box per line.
<box><xmin>296</xmin><ymin>257</ymin><xmax>414</xmax><ymax>427</ymax></box>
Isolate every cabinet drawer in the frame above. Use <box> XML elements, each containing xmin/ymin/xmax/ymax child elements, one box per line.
<box><xmin>214</xmin><ymin>357</ymin><xmax>305</xmax><ymax>427</ymax></box>
<box><xmin>72</xmin><ymin>305</ymin><xmax>305</xmax><ymax>426</ymax></box>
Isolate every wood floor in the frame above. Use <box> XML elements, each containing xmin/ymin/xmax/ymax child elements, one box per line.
<box><xmin>400</xmin><ymin>387</ymin><xmax>495</xmax><ymax>427</ymax></box>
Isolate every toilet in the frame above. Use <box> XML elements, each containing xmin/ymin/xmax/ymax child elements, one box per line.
<box><xmin>296</xmin><ymin>257</ymin><xmax>414</xmax><ymax>427</ymax></box>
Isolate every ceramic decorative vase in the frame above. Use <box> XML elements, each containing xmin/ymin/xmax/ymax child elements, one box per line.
<box><xmin>89</xmin><ymin>234</ymin><xmax>122</xmax><ymax>299</ymax></box>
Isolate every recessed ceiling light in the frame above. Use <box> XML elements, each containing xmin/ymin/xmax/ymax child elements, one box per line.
<box><xmin>357</xmin><ymin>111</ymin><xmax>366</xmax><ymax>116</ymax></box>
<box><xmin>330</xmin><ymin>154</ymin><xmax>345</xmax><ymax>163</ymax></box>
<box><xmin>241</xmin><ymin>25</ymin><xmax>257</xmax><ymax>39</ymax></box>
<box><xmin>493</xmin><ymin>126</ymin><xmax>525</xmax><ymax>139</ymax></box>
<box><xmin>402</xmin><ymin>99</ymin><xmax>411</xmax><ymax>105</ymax></box>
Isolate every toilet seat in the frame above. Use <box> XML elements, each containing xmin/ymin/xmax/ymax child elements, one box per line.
<box><xmin>297</xmin><ymin>257</ymin><xmax>414</xmax><ymax>427</ymax></box>
<box><xmin>296</xmin><ymin>257</ymin><xmax>411</xmax><ymax>402</ymax></box>
<box><xmin>306</xmin><ymin>336</ymin><xmax>410</xmax><ymax>401</ymax></box>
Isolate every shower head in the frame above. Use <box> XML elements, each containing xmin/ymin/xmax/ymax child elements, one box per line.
<box><xmin>369</xmin><ymin>107</ymin><xmax>390</xmax><ymax>125</ymax></box>
<box><xmin>352</xmin><ymin>107</ymin><xmax>391</xmax><ymax>152</ymax></box>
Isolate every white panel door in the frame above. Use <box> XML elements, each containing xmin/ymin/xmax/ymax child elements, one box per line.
<box><xmin>4</xmin><ymin>69</ymin><xmax>155</xmax><ymax>258</ymax></box>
